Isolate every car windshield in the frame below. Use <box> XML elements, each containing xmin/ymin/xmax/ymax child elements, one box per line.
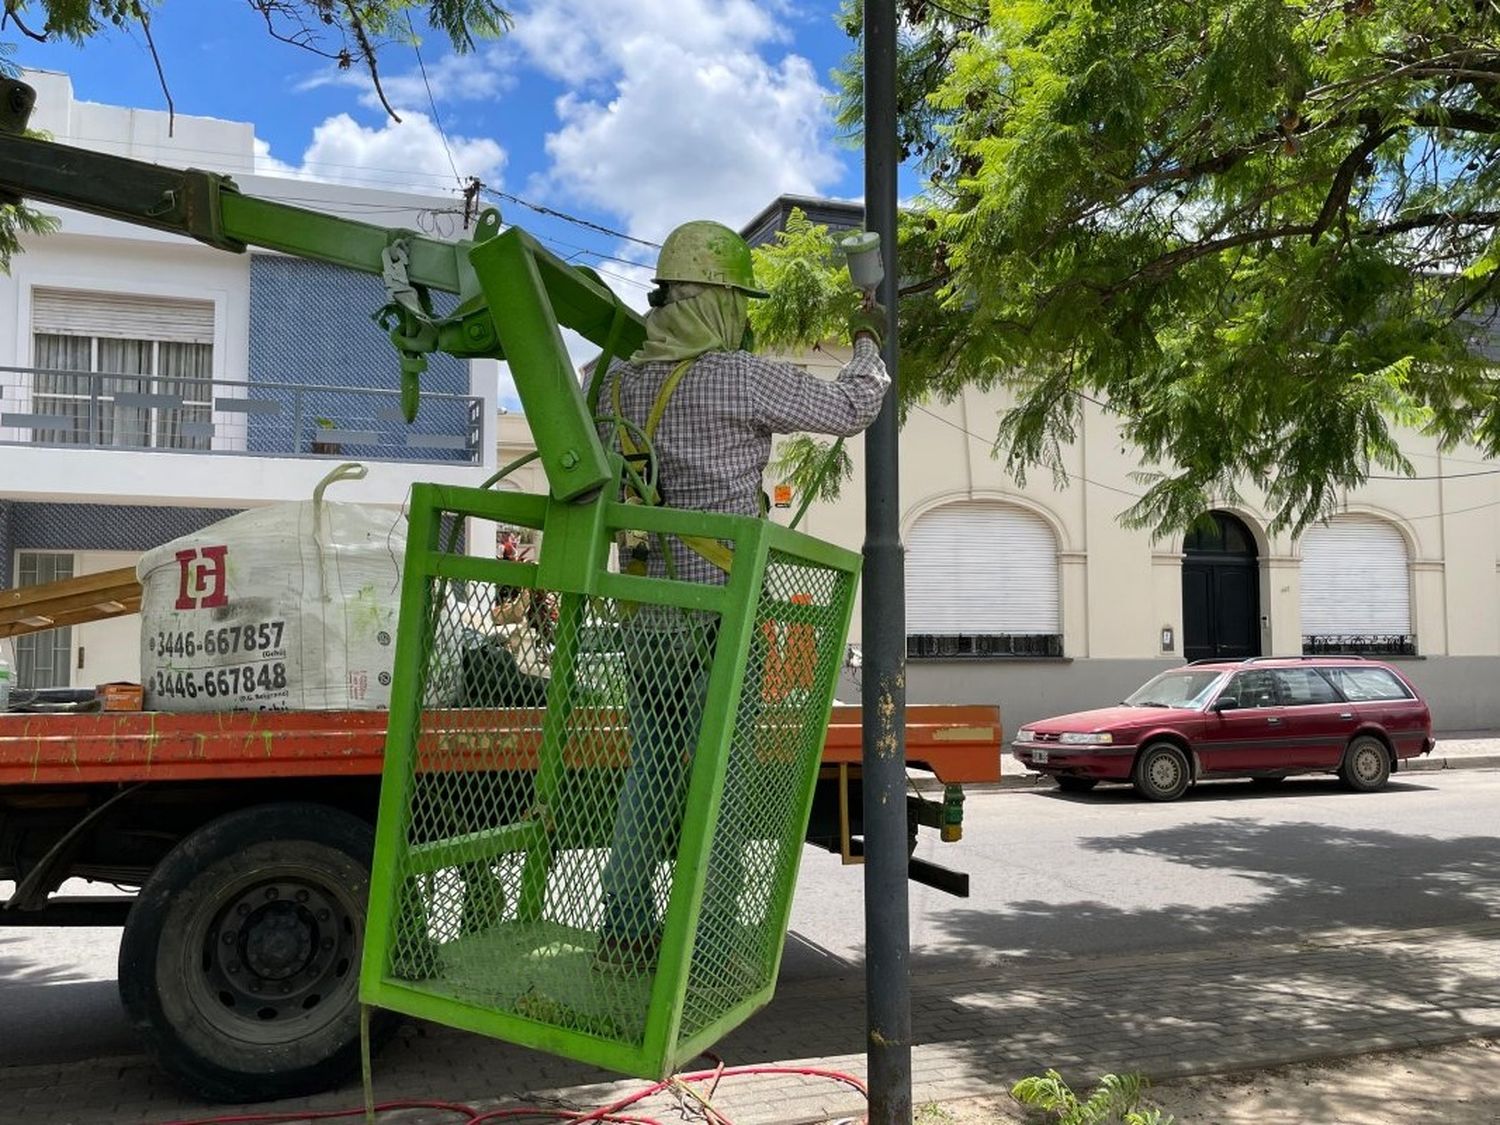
<box><xmin>1124</xmin><ymin>670</ymin><xmax>1224</xmax><ymax>710</ymax></box>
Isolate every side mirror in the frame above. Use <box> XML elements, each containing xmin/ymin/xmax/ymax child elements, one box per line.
<box><xmin>1211</xmin><ymin>697</ymin><xmax>1240</xmax><ymax>712</ymax></box>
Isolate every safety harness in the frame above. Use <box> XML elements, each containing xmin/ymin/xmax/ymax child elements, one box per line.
<box><xmin>610</xmin><ymin>358</ymin><xmax>736</xmax><ymax>577</ymax></box>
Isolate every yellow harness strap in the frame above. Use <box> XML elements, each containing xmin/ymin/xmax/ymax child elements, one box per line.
<box><xmin>612</xmin><ymin>359</ymin><xmax>735</xmax><ymax>575</ymax></box>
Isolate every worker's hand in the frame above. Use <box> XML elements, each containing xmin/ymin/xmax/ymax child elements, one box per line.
<box><xmin>848</xmin><ymin>301</ymin><xmax>887</xmax><ymax>347</ymax></box>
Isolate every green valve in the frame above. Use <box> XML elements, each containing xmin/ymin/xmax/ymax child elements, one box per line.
<box><xmin>941</xmin><ymin>784</ymin><xmax>965</xmax><ymax>843</ymax></box>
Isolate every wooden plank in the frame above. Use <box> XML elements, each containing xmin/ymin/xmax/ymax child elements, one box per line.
<box><xmin>0</xmin><ymin>567</ymin><xmax>142</xmax><ymax>637</ymax></box>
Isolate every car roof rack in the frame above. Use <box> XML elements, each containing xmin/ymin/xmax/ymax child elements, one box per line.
<box><xmin>1186</xmin><ymin>657</ymin><xmax>1242</xmax><ymax>666</ymax></box>
<box><xmin>1242</xmin><ymin>655</ymin><xmax>1369</xmax><ymax>664</ymax></box>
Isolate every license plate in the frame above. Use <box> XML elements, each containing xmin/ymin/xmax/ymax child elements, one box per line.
<box><xmin>1032</xmin><ymin>749</ymin><xmax>1049</xmax><ymax>764</ymax></box>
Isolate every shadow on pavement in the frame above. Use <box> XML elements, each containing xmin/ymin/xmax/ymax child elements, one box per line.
<box><xmin>6</xmin><ymin>819</ymin><xmax>1497</xmax><ymax>1120</ymax></box>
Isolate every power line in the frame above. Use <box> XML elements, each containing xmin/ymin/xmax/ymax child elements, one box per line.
<box><xmin>908</xmin><ymin>402</ymin><xmax>1147</xmax><ymax>499</ymax></box>
<box><xmin>811</xmin><ymin>385</ymin><xmax>1500</xmax><ymax>519</ymax></box>
<box><xmin>480</xmin><ymin>187</ymin><xmax>660</xmax><ymax>249</ymax></box>
<box><xmin>406</xmin><ymin>12</ymin><xmax>462</xmax><ymax>189</ymax></box>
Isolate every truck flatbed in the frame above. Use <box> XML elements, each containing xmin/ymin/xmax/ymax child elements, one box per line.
<box><xmin>0</xmin><ymin>704</ymin><xmax>1001</xmax><ymax>786</ymax></box>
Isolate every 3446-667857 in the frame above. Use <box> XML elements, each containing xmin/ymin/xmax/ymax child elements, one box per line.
<box><xmin>149</xmin><ymin>621</ymin><xmax>287</xmax><ymax>659</ymax></box>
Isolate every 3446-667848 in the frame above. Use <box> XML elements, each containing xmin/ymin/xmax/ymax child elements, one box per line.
<box><xmin>151</xmin><ymin>662</ymin><xmax>289</xmax><ymax>700</ymax></box>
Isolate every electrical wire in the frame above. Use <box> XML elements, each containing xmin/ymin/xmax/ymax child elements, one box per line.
<box><xmin>406</xmin><ymin>12</ymin><xmax>463</xmax><ymax>189</ymax></box>
<box><xmin>797</xmin><ymin>375</ymin><xmax>1500</xmax><ymax>523</ymax></box>
<box><xmin>480</xmin><ymin>187</ymin><xmax>661</xmax><ymax>249</ymax></box>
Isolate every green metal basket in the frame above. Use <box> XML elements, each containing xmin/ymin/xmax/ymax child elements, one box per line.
<box><xmin>360</xmin><ymin>482</ymin><xmax>860</xmax><ymax>1078</ymax></box>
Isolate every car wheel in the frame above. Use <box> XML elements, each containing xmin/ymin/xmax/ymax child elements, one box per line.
<box><xmin>1339</xmin><ymin>735</ymin><xmax>1392</xmax><ymax>793</ymax></box>
<box><xmin>118</xmin><ymin>803</ymin><xmax>388</xmax><ymax>1102</ymax></box>
<box><xmin>1055</xmin><ymin>776</ymin><xmax>1098</xmax><ymax>793</ymax></box>
<box><xmin>1132</xmin><ymin>743</ymin><xmax>1191</xmax><ymax>802</ymax></box>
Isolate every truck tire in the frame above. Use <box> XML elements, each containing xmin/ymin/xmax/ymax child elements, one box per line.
<box><xmin>118</xmin><ymin>802</ymin><xmax>383</xmax><ymax>1102</ymax></box>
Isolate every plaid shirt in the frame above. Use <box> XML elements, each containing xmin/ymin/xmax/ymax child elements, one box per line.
<box><xmin>597</xmin><ymin>337</ymin><xmax>889</xmax><ymax>588</ymax></box>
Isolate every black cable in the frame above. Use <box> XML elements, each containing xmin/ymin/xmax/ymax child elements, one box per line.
<box><xmin>480</xmin><ymin>187</ymin><xmax>661</xmax><ymax>248</ymax></box>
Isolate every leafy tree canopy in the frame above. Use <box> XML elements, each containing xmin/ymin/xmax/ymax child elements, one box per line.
<box><xmin>832</xmin><ymin>0</ymin><xmax>1500</xmax><ymax>535</ymax></box>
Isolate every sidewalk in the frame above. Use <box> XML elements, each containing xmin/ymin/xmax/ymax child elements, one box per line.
<box><xmin>4</xmin><ymin>918</ymin><xmax>1498</xmax><ymax>1123</ymax></box>
<box><xmin>993</xmin><ymin>730</ymin><xmax>1500</xmax><ymax>789</ymax></box>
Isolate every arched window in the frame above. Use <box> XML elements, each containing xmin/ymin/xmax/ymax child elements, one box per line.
<box><xmin>1300</xmin><ymin>515</ymin><xmax>1415</xmax><ymax>655</ymax></box>
<box><xmin>905</xmin><ymin>501</ymin><xmax>1062</xmax><ymax>658</ymax></box>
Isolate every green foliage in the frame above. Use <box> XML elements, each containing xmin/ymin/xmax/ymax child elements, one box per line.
<box><xmin>749</xmin><ymin>207</ymin><xmax>862</xmax><ymax>353</ymax></box>
<box><xmin>768</xmin><ymin>434</ymin><xmax>853</xmax><ymax>506</ymax></box>
<box><xmin>1011</xmin><ymin>1069</ymin><xmax>1173</xmax><ymax>1125</ymax></box>
<box><xmin>2</xmin><ymin>2</ymin><xmax>510</xmax><ymax>47</ymax></box>
<box><xmin>836</xmin><ymin>0</ymin><xmax>1500</xmax><ymax>535</ymax></box>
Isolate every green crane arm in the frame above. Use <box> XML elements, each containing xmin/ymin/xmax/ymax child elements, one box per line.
<box><xmin>0</xmin><ymin>78</ymin><xmax>645</xmax><ymax>501</ymax></box>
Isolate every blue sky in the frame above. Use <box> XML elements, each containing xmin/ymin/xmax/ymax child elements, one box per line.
<box><xmin>13</xmin><ymin>0</ymin><xmax>872</xmax><ymax>302</ymax></box>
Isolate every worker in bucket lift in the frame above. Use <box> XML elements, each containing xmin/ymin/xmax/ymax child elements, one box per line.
<box><xmin>593</xmin><ymin>219</ymin><xmax>889</xmax><ymax>974</ymax></box>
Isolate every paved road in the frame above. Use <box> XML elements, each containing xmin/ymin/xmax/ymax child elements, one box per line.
<box><xmin>2</xmin><ymin>769</ymin><xmax>1498</xmax><ymax>1119</ymax></box>
<box><xmin>6</xmin><ymin>769</ymin><xmax>1498</xmax><ymax>1062</ymax></box>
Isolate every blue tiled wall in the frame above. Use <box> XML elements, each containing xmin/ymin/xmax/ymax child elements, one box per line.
<box><xmin>247</xmin><ymin>256</ymin><xmax>472</xmax><ymax>461</ymax></box>
<box><xmin>0</xmin><ymin>502</ymin><xmax>11</xmax><ymax>590</ymax></box>
<box><xmin>3</xmin><ymin>503</ymin><xmax>242</xmax><ymax>586</ymax></box>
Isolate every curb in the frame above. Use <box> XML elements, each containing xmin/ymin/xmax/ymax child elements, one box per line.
<box><xmin>1400</xmin><ymin>753</ymin><xmax>1500</xmax><ymax>773</ymax></box>
<box><xmin>973</xmin><ymin>750</ymin><xmax>1500</xmax><ymax>793</ymax></box>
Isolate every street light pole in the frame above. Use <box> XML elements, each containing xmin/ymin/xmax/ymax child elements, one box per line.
<box><xmin>861</xmin><ymin>1</ymin><xmax>912</xmax><ymax>1122</ymax></box>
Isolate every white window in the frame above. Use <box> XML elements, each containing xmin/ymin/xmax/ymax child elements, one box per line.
<box><xmin>1300</xmin><ymin>516</ymin><xmax>1414</xmax><ymax>655</ymax></box>
<box><xmin>14</xmin><ymin>552</ymin><xmax>73</xmax><ymax>690</ymax></box>
<box><xmin>906</xmin><ymin>501</ymin><xmax>1062</xmax><ymax>657</ymax></box>
<box><xmin>29</xmin><ymin>289</ymin><xmax>215</xmax><ymax>450</ymax></box>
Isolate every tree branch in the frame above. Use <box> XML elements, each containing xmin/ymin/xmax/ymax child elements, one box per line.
<box><xmin>343</xmin><ymin>0</ymin><xmax>401</xmax><ymax>122</ymax></box>
<box><xmin>138</xmin><ymin>10</ymin><xmax>175</xmax><ymax>137</ymax></box>
<box><xmin>1310</xmin><ymin>118</ymin><xmax>1397</xmax><ymax>245</ymax></box>
<box><xmin>2</xmin><ymin>1</ymin><xmax>47</xmax><ymax>41</ymax></box>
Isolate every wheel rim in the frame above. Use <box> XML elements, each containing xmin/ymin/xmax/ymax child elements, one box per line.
<box><xmin>1351</xmin><ymin>744</ymin><xmax>1384</xmax><ymax>784</ymax></box>
<box><xmin>1147</xmin><ymin>752</ymin><xmax>1182</xmax><ymax>793</ymax></box>
<box><xmin>183</xmin><ymin>866</ymin><xmax>362</xmax><ymax>1046</ymax></box>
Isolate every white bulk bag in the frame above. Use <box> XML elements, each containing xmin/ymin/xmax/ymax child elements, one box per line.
<box><xmin>138</xmin><ymin>464</ymin><xmax>406</xmax><ymax>712</ymax></box>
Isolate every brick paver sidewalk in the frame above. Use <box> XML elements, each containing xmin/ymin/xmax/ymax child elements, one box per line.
<box><xmin>5</xmin><ymin>919</ymin><xmax>1498</xmax><ymax>1124</ymax></box>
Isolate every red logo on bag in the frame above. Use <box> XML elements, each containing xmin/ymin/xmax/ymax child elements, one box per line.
<box><xmin>174</xmin><ymin>546</ymin><xmax>229</xmax><ymax>610</ymax></box>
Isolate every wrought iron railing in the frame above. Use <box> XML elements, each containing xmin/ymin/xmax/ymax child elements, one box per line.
<box><xmin>907</xmin><ymin>632</ymin><xmax>1065</xmax><ymax>659</ymax></box>
<box><xmin>1302</xmin><ymin>634</ymin><xmax>1418</xmax><ymax>657</ymax></box>
<box><xmin>0</xmin><ymin>364</ymin><xmax>483</xmax><ymax>465</ymax></box>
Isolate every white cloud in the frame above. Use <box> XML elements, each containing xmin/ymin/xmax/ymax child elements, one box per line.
<box><xmin>255</xmin><ymin>111</ymin><xmax>505</xmax><ymax>194</ymax></box>
<box><xmin>514</xmin><ymin>0</ymin><xmax>784</xmax><ymax>85</ymax></box>
<box><xmin>298</xmin><ymin>44</ymin><xmax>519</xmax><ymax>113</ymax></box>
<box><xmin>515</xmin><ymin>0</ymin><xmax>842</xmax><ymax>242</ymax></box>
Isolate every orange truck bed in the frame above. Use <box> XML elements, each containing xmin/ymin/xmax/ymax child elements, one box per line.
<box><xmin>0</xmin><ymin>704</ymin><xmax>1002</xmax><ymax>787</ymax></box>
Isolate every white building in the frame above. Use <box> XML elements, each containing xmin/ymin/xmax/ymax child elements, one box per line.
<box><xmin>1</xmin><ymin>72</ymin><xmax>499</xmax><ymax>689</ymax></box>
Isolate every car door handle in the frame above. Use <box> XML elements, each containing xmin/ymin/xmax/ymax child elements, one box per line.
<box><xmin>1339</xmin><ymin>712</ymin><xmax>1353</xmax><ymax>720</ymax></box>
<box><xmin>1266</xmin><ymin>717</ymin><xmax>1282</xmax><ymax>725</ymax></box>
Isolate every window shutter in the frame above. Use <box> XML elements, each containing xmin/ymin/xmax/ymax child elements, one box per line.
<box><xmin>1300</xmin><ymin>517</ymin><xmax>1411</xmax><ymax>635</ymax></box>
<box><xmin>907</xmin><ymin>502</ymin><xmax>1060</xmax><ymax>634</ymax></box>
<box><xmin>31</xmin><ymin>288</ymin><xmax>215</xmax><ymax>344</ymax></box>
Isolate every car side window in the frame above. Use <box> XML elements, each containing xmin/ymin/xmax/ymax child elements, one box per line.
<box><xmin>1272</xmin><ymin>668</ymin><xmax>1343</xmax><ymax>706</ymax></box>
<box><xmin>1326</xmin><ymin>667</ymin><xmax>1413</xmax><ymax>702</ymax></box>
<box><xmin>1225</xmin><ymin>670</ymin><xmax>1280</xmax><ymax>709</ymax></box>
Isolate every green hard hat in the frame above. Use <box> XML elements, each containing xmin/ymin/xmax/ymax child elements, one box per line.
<box><xmin>653</xmin><ymin>220</ymin><xmax>768</xmax><ymax>297</ymax></box>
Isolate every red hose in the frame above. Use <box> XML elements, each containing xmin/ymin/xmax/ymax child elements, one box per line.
<box><xmin>156</xmin><ymin>1063</ymin><xmax>868</xmax><ymax>1125</ymax></box>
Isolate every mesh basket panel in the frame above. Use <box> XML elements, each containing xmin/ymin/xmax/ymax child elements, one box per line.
<box><xmin>366</xmin><ymin>501</ymin><xmax>857</xmax><ymax>1074</ymax></box>
<box><xmin>678</xmin><ymin>551</ymin><xmax>851</xmax><ymax>1039</ymax></box>
<box><xmin>382</xmin><ymin>577</ymin><xmax>715</xmax><ymax>1046</ymax></box>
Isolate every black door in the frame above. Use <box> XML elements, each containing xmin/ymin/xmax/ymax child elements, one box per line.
<box><xmin>1182</xmin><ymin>511</ymin><xmax>1260</xmax><ymax>662</ymax></box>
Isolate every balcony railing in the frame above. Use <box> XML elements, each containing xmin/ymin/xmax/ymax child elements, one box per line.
<box><xmin>0</xmin><ymin>365</ymin><xmax>483</xmax><ymax>465</ymax></box>
<box><xmin>1302</xmin><ymin>634</ymin><xmax>1418</xmax><ymax>657</ymax></box>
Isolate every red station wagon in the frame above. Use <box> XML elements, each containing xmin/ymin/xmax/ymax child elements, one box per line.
<box><xmin>1011</xmin><ymin>657</ymin><xmax>1434</xmax><ymax>801</ymax></box>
